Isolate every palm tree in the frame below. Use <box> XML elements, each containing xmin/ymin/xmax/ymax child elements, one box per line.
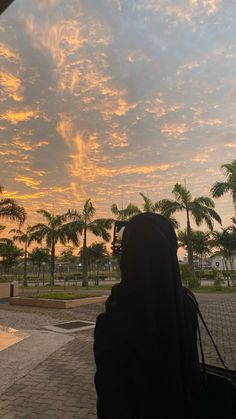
<box><xmin>0</xmin><ymin>224</ymin><xmax>5</xmax><ymax>234</ymax></box>
<box><xmin>140</xmin><ymin>193</ymin><xmax>179</xmax><ymax>228</ymax></box>
<box><xmin>211</xmin><ymin>228</ymin><xmax>235</xmax><ymax>285</ymax></box>
<box><xmin>139</xmin><ymin>193</ymin><xmax>159</xmax><ymax>212</ymax></box>
<box><xmin>111</xmin><ymin>203</ymin><xmax>141</xmax><ymax>221</ymax></box>
<box><xmin>30</xmin><ymin>247</ymin><xmax>50</xmax><ymax>278</ymax></box>
<box><xmin>211</xmin><ymin>160</ymin><xmax>236</xmax><ymax>214</ymax></box>
<box><xmin>0</xmin><ymin>185</ymin><xmax>26</xmax><ymax>224</ymax></box>
<box><xmin>67</xmin><ymin>199</ymin><xmax>113</xmax><ymax>286</ymax></box>
<box><xmin>178</xmin><ymin>230</ymin><xmax>211</xmax><ymax>268</ymax></box>
<box><xmin>111</xmin><ymin>194</ymin><xmax>179</xmax><ymax>228</ymax></box>
<box><xmin>10</xmin><ymin>226</ymin><xmax>33</xmax><ymax>287</ymax></box>
<box><xmin>59</xmin><ymin>247</ymin><xmax>78</xmax><ymax>264</ymax></box>
<box><xmin>79</xmin><ymin>242</ymin><xmax>109</xmax><ymax>285</ymax></box>
<box><xmin>160</xmin><ymin>183</ymin><xmax>221</xmax><ymax>277</ymax></box>
<box><xmin>0</xmin><ymin>240</ymin><xmax>23</xmax><ymax>274</ymax></box>
<box><xmin>29</xmin><ymin>210</ymin><xmax>79</xmax><ymax>287</ymax></box>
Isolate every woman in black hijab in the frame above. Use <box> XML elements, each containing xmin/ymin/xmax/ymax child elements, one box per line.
<box><xmin>94</xmin><ymin>213</ymin><xmax>201</xmax><ymax>419</ymax></box>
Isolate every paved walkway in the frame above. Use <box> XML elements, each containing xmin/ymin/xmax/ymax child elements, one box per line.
<box><xmin>0</xmin><ymin>294</ymin><xmax>235</xmax><ymax>418</ymax></box>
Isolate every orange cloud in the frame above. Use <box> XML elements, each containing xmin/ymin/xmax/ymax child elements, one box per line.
<box><xmin>108</xmin><ymin>131</ymin><xmax>129</xmax><ymax>148</ymax></box>
<box><xmin>145</xmin><ymin>98</ymin><xmax>167</xmax><ymax>119</ymax></box>
<box><xmin>196</xmin><ymin>118</ymin><xmax>223</xmax><ymax>127</ymax></box>
<box><xmin>192</xmin><ymin>154</ymin><xmax>209</xmax><ymax>163</ymax></box>
<box><xmin>57</xmin><ymin>116</ymin><xmax>89</xmax><ymax>185</ymax></box>
<box><xmin>0</xmin><ymin>109</ymin><xmax>39</xmax><ymax>124</ymax></box>
<box><xmin>15</xmin><ymin>176</ymin><xmax>41</xmax><ymax>189</ymax></box>
<box><xmin>0</xmin><ymin>71</ymin><xmax>23</xmax><ymax>102</ymax></box>
<box><xmin>144</xmin><ymin>0</ymin><xmax>221</xmax><ymax>22</ymax></box>
<box><xmin>177</xmin><ymin>61</ymin><xmax>200</xmax><ymax>75</ymax></box>
<box><xmin>13</xmin><ymin>138</ymin><xmax>48</xmax><ymax>150</ymax></box>
<box><xmin>160</xmin><ymin>122</ymin><xmax>189</xmax><ymax>139</ymax></box>
<box><xmin>3</xmin><ymin>190</ymin><xmax>47</xmax><ymax>200</ymax></box>
<box><xmin>0</xmin><ymin>43</ymin><xmax>19</xmax><ymax>62</ymax></box>
<box><xmin>23</xmin><ymin>12</ymin><xmax>138</xmax><ymax>119</ymax></box>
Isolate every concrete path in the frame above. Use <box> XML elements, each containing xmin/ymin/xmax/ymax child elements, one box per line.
<box><xmin>0</xmin><ymin>294</ymin><xmax>235</xmax><ymax>418</ymax></box>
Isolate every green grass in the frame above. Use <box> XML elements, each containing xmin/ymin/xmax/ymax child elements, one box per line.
<box><xmin>20</xmin><ymin>283</ymin><xmax>115</xmax><ymax>291</ymax></box>
<box><xmin>29</xmin><ymin>292</ymin><xmax>101</xmax><ymax>300</ymax></box>
<box><xmin>193</xmin><ymin>287</ymin><xmax>236</xmax><ymax>294</ymax></box>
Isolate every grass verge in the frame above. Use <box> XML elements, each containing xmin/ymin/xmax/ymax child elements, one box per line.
<box><xmin>193</xmin><ymin>287</ymin><xmax>236</xmax><ymax>293</ymax></box>
<box><xmin>28</xmin><ymin>292</ymin><xmax>101</xmax><ymax>300</ymax></box>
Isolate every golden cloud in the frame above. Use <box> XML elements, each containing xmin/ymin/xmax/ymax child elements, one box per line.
<box><xmin>23</xmin><ymin>11</ymin><xmax>138</xmax><ymax>119</ymax></box>
<box><xmin>160</xmin><ymin>122</ymin><xmax>189</xmax><ymax>138</ymax></box>
<box><xmin>3</xmin><ymin>190</ymin><xmax>47</xmax><ymax>200</ymax></box>
<box><xmin>113</xmin><ymin>97</ymin><xmax>137</xmax><ymax>116</ymax></box>
<box><xmin>0</xmin><ymin>43</ymin><xmax>19</xmax><ymax>62</ymax></box>
<box><xmin>144</xmin><ymin>0</ymin><xmax>221</xmax><ymax>22</ymax></box>
<box><xmin>192</xmin><ymin>153</ymin><xmax>209</xmax><ymax>163</ymax></box>
<box><xmin>177</xmin><ymin>61</ymin><xmax>200</xmax><ymax>75</ymax></box>
<box><xmin>22</xmin><ymin>168</ymin><xmax>46</xmax><ymax>177</ymax></box>
<box><xmin>15</xmin><ymin>176</ymin><xmax>41</xmax><ymax>189</ymax></box>
<box><xmin>13</xmin><ymin>138</ymin><xmax>48</xmax><ymax>150</ymax></box>
<box><xmin>196</xmin><ymin>118</ymin><xmax>223</xmax><ymax>126</ymax></box>
<box><xmin>57</xmin><ymin>116</ymin><xmax>89</xmax><ymax>184</ymax></box>
<box><xmin>224</xmin><ymin>143</ymin><xmax>236</xmax><ymax>148</ymax></box>
<box><xmin>145</xmin><ymin>98</ymin><xmax>167</xmax><ymax>119</ymax></box>
<box><xmin>108</xmin><ymin>131</ymin><xmax>129</xmax><ymax>148</ymax></box>
<box><xmin>0</xmin><ymin>71</ymin><xmax>23</xmax><ymax>102</ymax></box>
<box><xmin>0</xmin><ymin>109</ymin><xmax>39</xmax><ymax>124</ymax></box>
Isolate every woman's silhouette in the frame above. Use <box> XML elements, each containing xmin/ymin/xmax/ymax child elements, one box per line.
<box><xmin>94</xmin><ymin>213</ymin><xmax>201</xmax><ymax>419</ymax></box>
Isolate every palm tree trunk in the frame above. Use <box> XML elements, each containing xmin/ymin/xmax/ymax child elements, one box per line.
<box><xmin>38</xmin><ymin>262</ymin><xmax>41</xmax><ymax>278</ymax></box>
<box><xmin>186</xmin><ymin>208</ymin><xmax>196</xmax><ymax>286</ymax></box>
<box><xmin>50</xmin><ymin>240</ymin><xmax>55</xmax><ymax>288</ymax></box>
<box><xmin>82</xmin><ymin>227</ymin><xmax>88</xmax><ymax>287</ymax></box>
<box><xmin>23</xmin><ymin>241</ymin><xmax>28</xmax><ymax>287</ymax></box>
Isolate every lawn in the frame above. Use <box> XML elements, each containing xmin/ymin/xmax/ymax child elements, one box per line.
<box><xmin>194</xmin><ymin>287</ymin><xmax>236</xmax><ymax>294</ymax></box>
<box><xmin>28</xmin><ymin>292</ymin><xmax>101</xmax><ymax>300</ymax></box>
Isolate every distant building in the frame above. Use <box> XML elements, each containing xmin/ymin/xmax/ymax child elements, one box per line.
<box><xmin>210</xmin><ymin>253</ymin><xmax>236</xmax><ymax>270</ymax></box>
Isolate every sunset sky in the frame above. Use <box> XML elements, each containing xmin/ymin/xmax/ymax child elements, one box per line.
<box><xmin>0</xmin><ymin>0</ymin><xmax>235</xmax><ymax>245</ymax></box>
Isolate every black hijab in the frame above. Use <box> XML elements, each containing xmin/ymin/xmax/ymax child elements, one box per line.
<box><xmin>106</xmin><ymin>213</ymin><xmax>200</xmax><ymax>418</ymax></box>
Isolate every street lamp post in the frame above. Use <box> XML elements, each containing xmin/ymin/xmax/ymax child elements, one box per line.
<box><xmin>42</xmin><ymin>262</ymin><xmax>46</xmax><ymax>287</ymax></box>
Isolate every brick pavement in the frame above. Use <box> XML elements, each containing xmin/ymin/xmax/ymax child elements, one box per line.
<box><xmin>0</xmin><ymin>294</ymin><xmax>235</xmax><ymax>418</ymax></box>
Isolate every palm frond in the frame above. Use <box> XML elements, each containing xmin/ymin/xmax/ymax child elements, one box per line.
<box><xmin>159</xmin><ymin>199</ymin><xmax>183</xmax><ymax>217</ymax></box>
<box><xmin>65</xmin><ymin>219</ymin><xmax>84</xmax><ymax>235</ymax></box>
<box><xmin>177</xmin><ymin>230</ymin><xmax>188</xmax><ymax>249</ymax></box>
<box><xmin>210</xmin><ymin>182</ymin><xmax>230</xmax><ymax>198</ymax></box>
<box><xmin>221</xmin><ymin>160</ymin><xmax>236</xmax><ymax>178</ymax></box>
<box><xmin>206</xmin><ymin>208</ymin><xmax>222</xmax><ymax>225</ymax></box>
<box><xmin>28</xmin><ymin>224</ymin><xmax>50</xmax><ymax>244</ymax></box>
<box><xmin>111</xmin><ymin>203</ymin><xmax>140</xmax><ymax>220</ymax></box>
<box><xmin>37</xmin><ymin>209</ymin><xmax>53</xmax><ymax>221</ymax></box>
<box><xmin>9</xmin><ymin>228</ymin><xmax>23</xmax><ymax>235</ymax></box>
<box><xmin>140</xmin><ymin>193</ymin><xmax>156</xmax><ymax>212</ymax></box>
<box><xmin>83</xmin><ymin>199</ymin><xmax>96</xmax><ymax>222</ymax></box>
<box><xmin>88</xmin><ymin>218</ymin><xmax>113</xmax><ymax>242</ymax></box>
<box><xmin>167</xmin><ymin>216</ymin><xmax>180</xmax><ymax>229</ymax></box>
<box><xmin>190</xmin><ymin>198</ymin><xmax>221</xmax><ymax>230</ymax></box>
<box><xmin>66</xmin><ymin>209</ymin><xmax>80</xmax><ymax>220</ymax></box>
<box><xmin>172</xmin><ymin>183</ymin><xmax>192</xmax><ymax>206</ymax></box>
<box><xmin>193</xmin><ymin>196</ymin><xmax>215</xmax><ymax>208</ymax></box>
<box><xmin>111</xmin><ymin>204</ymin><xmax>119</xmax><ymax>216</ymax></box>
<box><xmin>0</xmin><ymin>199</ymin><xmax>26</xmax><ymax>224</ymax></box>
<box><xmin>0</xmin><ymin>225</ymin><xmax>5</xmax><ymax>233</ymax></box>
<box><xmin>58</xmin><ymin>222</ymin><xmax>80</xmax><ymax>247</ymax></box>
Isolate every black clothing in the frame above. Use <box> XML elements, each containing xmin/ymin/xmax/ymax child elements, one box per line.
<box><xmin>94</xmin><ymin>213</ymin><xmax>201</xmax><ymax>419</ymax></box>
